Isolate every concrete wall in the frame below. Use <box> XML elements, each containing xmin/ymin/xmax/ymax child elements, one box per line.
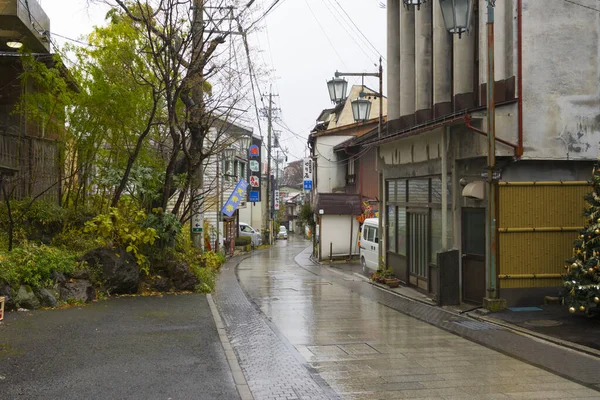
<box><xmin>315</xmin><ymin>135</ymin><xmax>353</xmax><ymax>193</ymax></box>
<box><xmin>521</xmin><ymin>0</ymin><xmax>600</xmax><ymax>160</ymax></box>
<box><xmin>380</xmin><ymin>128</ymin><xmax>443</xmax><ymax>166</ymax></box>
<box><xmin>320</xmin><ymin>214</ymin><xmax>360</xmax><ymax>260</ymax></box>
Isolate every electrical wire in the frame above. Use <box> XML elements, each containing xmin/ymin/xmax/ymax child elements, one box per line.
<box><xmin>303</xmin><ymin>0</ymin><xmax>348</xmax><ymax>69</ymax></box>
<box><xmin>331</xmin><ymin>0</ymin><xmax>386</xmax><ymax>61</ymax></box>
<box><xmin>319</xmin><ymin>0</ymin><xmax>377</xmax><ymax>64</ymax></box>
<box><xmin>563</xmin><ymin>0</ymin><xmax>600</xmax><ymax>12</ymax></box>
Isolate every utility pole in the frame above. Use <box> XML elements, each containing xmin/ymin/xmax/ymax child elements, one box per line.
<box><xmin>190</xmin><ymin>0</ymin><xmax>205</xmax><ymax>249</ymax></box>
<box><xmin>265</xmin><ymin>93</ymin><xmax>273</xmax><ymax>245</ymax></box>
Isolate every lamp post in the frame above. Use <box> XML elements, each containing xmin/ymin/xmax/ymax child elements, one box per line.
<box><xmin>403</xmin><ymin>0</ymin><xmax>426</xmax><ymax>10</ymax></box>
<box><xmin>439</xmin><ymin>0</ymin><xmax>497</xmax><ymax>299</ymax></box>
<box><xmin>327</xmin><ymin>58</ymin><xmax>385</xmax><ymax>269</ymax></box>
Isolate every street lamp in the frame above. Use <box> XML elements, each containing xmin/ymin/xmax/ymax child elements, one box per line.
<box><xmin>439</xmin><ymin>0</ymin><xmax>473</xmax><ymax>38</ymax></box>
<box><xmin>440</xmin><ymin>0</ymin><xmax>498</xmax><ymax>301</ymax></box>
<box><xmin>403</xmin><ymin>0</ymin><xmax>426</xmax><ymax>10</ymax></box>
<box><xmin>326</xmin><ymin>77</ymin><xmax>348</xmax><ymax>104</ymax></box>
<box><xmin>239</xmin><ymin>134</ymin><xmax>252</xmax><ymax>153</ymax></box>
<box><xmin>351</xmin><ymin>96</ymin><xmax>372</xmax><ymax>122</ymax></box>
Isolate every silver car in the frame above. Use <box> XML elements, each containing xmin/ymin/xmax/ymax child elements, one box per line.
<box><xmin>239</xmin><ymin>222</ymin><xmax>262</xmax><ymax>247</ymax></box>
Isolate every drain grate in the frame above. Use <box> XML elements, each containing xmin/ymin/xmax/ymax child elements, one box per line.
<box><xmin>451</xmin><ymin>320</ymin><xmax>503</xmax><ymax>331</ymax></box>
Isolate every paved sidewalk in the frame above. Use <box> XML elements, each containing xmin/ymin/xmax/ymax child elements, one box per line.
<box><xmin>213</xmin><ymin>248</ymin><xmax>338</xmax><ymax>400</ymax></box>
<box><xmin>219</xmin><ymin>236</ymin><xmax>600</xmax><ymax>399</ymax></box>
<box><xmin>326</xmin><ymin>259</ymin><xmax>600</xmax><ymax>357</ymax></box>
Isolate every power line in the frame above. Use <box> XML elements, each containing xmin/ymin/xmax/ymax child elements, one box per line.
<box><xmin>50</xmin><ymin>31</ymin><xmax>102</xmax><ymax>48</ymax></box>
<box><xmin>331</xmin><ymin>0</ymin><xmax>386</xmax><ymax>61</ymax></box>
<box><xmin>319</xmin><ymin>0</ymin><xmax>377</xmax><ymax>64</ymax></box>
<box><xmin>563</xmin><ymin>0</ymin><xmax>600</xmax><ymax>12</ymax></box>
<box><xmin>303</xmin><ymin>0</ymin><xmax>348</xmax><ymax>68</ymax></box>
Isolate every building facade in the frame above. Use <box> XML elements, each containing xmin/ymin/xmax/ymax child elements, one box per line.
<box><xmin>0</xmin><ymin>0</ymin><xmax>61</xmax><ymax>203</ymax></box>
<box><xmin>308</xmin><ymin>85</ymin><xmax>388</xmax><ymax>261</ymax></box>
<box><xmin>374</xmin><ymin>0</ymin><xmax>600</xmax><ymax>306</ymax></box>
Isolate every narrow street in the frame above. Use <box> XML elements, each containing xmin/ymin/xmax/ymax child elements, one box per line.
<box><xmin>214</xmin><ymin>235</ymin><xmax>600</xmax><ymax>400</ymax></box>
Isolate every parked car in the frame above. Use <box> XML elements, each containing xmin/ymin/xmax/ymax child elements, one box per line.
<box><xmin>359</xmin><ymin>218</ymin><xmax>379</xmax><ymax>274</ymax></box>
<box><xmin>277</xmin><ymin>225</ymin><xmax>288</xmax><ymax>240</ymax></box>
<box><xmin>239</xmin><ymin>222</ymin><xmax>262</xmax><ymax>247</ymax></box>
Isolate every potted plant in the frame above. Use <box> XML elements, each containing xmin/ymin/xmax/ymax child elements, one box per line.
<box><xmin>381</xmin><ymin>268</ymin><xmax>400</xmax><ymax>288</ymax></box>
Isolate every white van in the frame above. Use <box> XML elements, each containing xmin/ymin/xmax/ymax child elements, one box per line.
<box><xmin>359</xmin><ymin>218</ymin><xmax>379</xmax><ymax>274</ymax></box>
<box><xmin>239</xmin><ymin>222</ymin><xmax>262</xmax><ymax>247</ymax></box>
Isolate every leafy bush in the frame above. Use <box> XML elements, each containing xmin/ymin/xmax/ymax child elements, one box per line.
<box><xmin>199</xmin><ymin>251</ymin><xmax>225</xmax><ymax>270</ymax></box>
<box><xmin>0</xmin><ymin>199</ymin><xmax>66</xmax><ymax>244</ymax></box>
<box><xmin>142</xmin><ymin>209</ymin><xmax>181</xmax><ymax>248</ymax></box>
<box><xmin>83</xmin><ymin>201</ymin><xmax>157</xmax><ymax>271</ymax></box>
<box><xmin>172</xmin><ymin>224</ymin><xmax>201</xmax><ymax>267</ymax></box>
<box><xmin>299</xmin><ymin>202</ymin><xmax>315</xmax><ymax>229</ymax></box>
<box><xmin>51</xmin><ymin>228</ymin><xmax>97</xmax><ymax>252</ymax></box>
<box><xmin>193</xmin><ymin>267</ymin><xmax>216</xmax><ymax>294</ymax></box>
<box><xmin>0</xmin><ymin>243</ymin><xmax>82</xmax><ymax>289</ymax></box>
<box><xmin>235</xmin><ymin>236</ymin><xmax>252</xmax><ymax>246</ymax></box>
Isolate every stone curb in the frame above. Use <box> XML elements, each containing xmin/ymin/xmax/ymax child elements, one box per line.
<box><xmin>207</xmin><ymin>293</ymin><xmax>254</xmax><ymax>400</ymax></box>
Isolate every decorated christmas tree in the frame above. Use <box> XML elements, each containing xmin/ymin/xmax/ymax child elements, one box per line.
<box><xmin>563</xmin><ymin>163</ymin><xmax>600</xmax><ymax>315</ymax></box>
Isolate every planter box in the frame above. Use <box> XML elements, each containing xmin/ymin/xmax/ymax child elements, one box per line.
<box><xmin>0</xmin><ymin>296</ymin><xmax>4</xmax><ymax>321</ymax></box>
<box><xmin>385</xmin><ymin>278</ymin><xmax>400</xmax><ymax>288</ymax></box>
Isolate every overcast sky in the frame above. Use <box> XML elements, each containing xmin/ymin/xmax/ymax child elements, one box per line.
<box><xmin>39</xmin><ymin>0</ymin><xmax>387</xmax><ymax>162</ymax></box>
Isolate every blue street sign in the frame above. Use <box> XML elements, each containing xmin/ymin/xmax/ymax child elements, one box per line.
<box><xmin>303</xmin><ymin>180</ymin><xmax>313</xmax><ymax>190</ymax></box>
<box><xmin>249</xmin><ymin>191</ymin><xmax>260</xmax><ymax>202</ymax></box>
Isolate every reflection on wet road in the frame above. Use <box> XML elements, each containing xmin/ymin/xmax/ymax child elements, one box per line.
<box><xmin>231</xmin><ymin>236</ymin><xmax>599</xmax><ymax>399</ymax></box>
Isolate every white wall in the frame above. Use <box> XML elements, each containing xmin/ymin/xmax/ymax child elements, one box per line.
<box><xmin>315</xmin><ymin>135</ymin><xmax>353</xmax><ymax>193</ymax></box>
<box><xmin>320</xmin><ymin>214</ymin><xmax>360</xmax><ymax>259</ymax></box>
<box><xmin>521</xmin><ymin>0</ymin><xmax>600</xmax><ymax>160</ymax></box>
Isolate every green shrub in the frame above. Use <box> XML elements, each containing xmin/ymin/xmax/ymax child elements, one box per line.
<box><xmin>83</xmin><ymin>201</ymin><xmax>158</xmax><ymax>273</ymax></box>
<box><xmin>142</xmin><ymin>209</ymin><xmax>182</xmax><ymax>248</ymax></box>
<box><xmin>51</xmin><ymin>228</ymin><xmax>97</xmax><ymax>252</ymax></box>
<box><xmin>193</xmin><ymin>267</ymin><xmax>216</xmax><ymax>293</ymax></box>
<box><xmin>172</xmin><ymin>224</ymin><xmax>202</xmax><ymax>268</ymax></box>
<box><xmin>200</xmin><ymin>251</ymin><xmax>225</xmax><ymax>270</ymax></box>
<box><xmin>0</xmin><ymin>243</ymin><xmax>82</xmax><ymax>289</ymax></box>
<box><xmin>235</xmin><ymin>236</ymin><xmax>252</xmax><ymax>246</ymax></box>
<box><xmin>0</xmin><ymin>199</ymin><xmax>66</xmax><ymax>244</ymax></box>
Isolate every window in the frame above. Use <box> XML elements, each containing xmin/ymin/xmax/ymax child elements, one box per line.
<box><xmin>240</xmin><ymin>162</ymin><xmax>246</xmax><ymax>179</ymax></box>
<box><xmin>397</xmin><ymin>180</ymin><xmax>406</xmax><ymax>203</ymax></box>
<box><xmin>431</xmin><ymin>176</ymin><xmax>452</xmax><ymax>205</ymax></box>
<box><xmin>387</xmin><ymin>206</ymin><xmax>396</xmax><ymax>253</ymax></box>
<box><xmin>397</xmin><ymin>207</ymin><xmax>407</xmax><ymax>256</ymax></box>
<box><xmin>348</xmin><ymin>157</ymin><xmax>355</xmax><ymax>176</ymax></box>
<box><xmin>387</xmin><ymin>181</ymin><xmax>397</xmax><ymax>203</ymax></box>
<box><xmin>408</xmin><ymin>179</ymin><xmax>429</xmax><ymax>203</ymax></box>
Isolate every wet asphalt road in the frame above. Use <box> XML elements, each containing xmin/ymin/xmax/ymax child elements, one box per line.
<box><xmin>0</xmin><ymin>295</ymin><xmax>238</xmax><ymax>400</ymax></box>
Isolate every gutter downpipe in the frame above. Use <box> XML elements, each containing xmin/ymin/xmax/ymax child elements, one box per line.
<box><xmin>377</xmin><ymin>59</ymin><xmax>384</xmax><ymax>272</ymax></box>
<box><xmin>517</xmin><ymin>0</ymin><xmax>524</xmax><ymax>159</ymax></box>
<box><xmin>486</xmin><ymin>1</ymin><xmax>498</xmax><ymax>300</ymax></box>
<box><xmin>464</xmin><ymin>114</ymin><xmax>518</xmax><ymax>154</ymax></box>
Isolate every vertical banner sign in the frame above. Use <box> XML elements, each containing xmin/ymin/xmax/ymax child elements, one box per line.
<box><xmin>191</xmin><ymin>189</ymin><xmax>203</xmax><ymax>233</ymax></box>
<box><xmin>303</xmin><ymin>157</ymin><xmax>313</xmax><ymax>190</ymax></box>
<box><xmin>274</xmin><ymin>189</ymin><xmax>280</xmax><ymax>210</ymax></box>
<box><xmin>222</xmin><ymin>179</ymin><xmax>249</xmax><ymax>217</ymax></box>
<box><xmin>248</xmin><ymin>136</ymin><xmax>262</xmax><ymax>202</ymax></box>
